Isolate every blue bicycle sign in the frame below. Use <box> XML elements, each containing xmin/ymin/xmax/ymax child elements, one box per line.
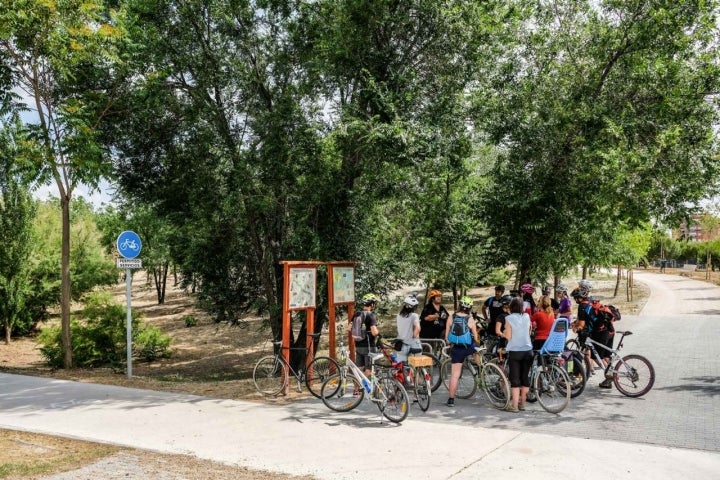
<box><xmin>116</xmin><ymin>231</ymin><xmax>142</xmax><ymax>259</ymax></box>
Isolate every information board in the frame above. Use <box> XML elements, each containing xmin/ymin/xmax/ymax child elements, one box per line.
<box><xmin>289</xmin><ymin>268</ymin><xmax>316</xmax><ymax>308</ymax></box>
<box><xmin>332</xmin><ymin>267</ymin><xmax>355</xmax><ymax>304</ymax></box>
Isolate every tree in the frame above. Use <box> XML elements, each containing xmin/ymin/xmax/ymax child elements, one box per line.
<box><xmin>96</xmin><ymin>204</ymin><xmax>175</xmax><ymax>304</ymax></box>
<box><xmin>0</xmin><ymin>120</ymin><xmax>36</xmax><ymax>343</ymax></box>
<box><xmin>104</xmin><ymin>1</ymin><xmax>501</xmax><ymax>343</ymax></box>
<box><xmin>0</xmin><ymin>0</ymin><xmax>123</xmax><ymax>366</ymax></box>
<box><xmin>476</xmin><ymin>0</ymin><xmax>720</xmax><ymax>279</ymax></box>
<box><xmin>26</xmin><ymin>199</ymin><xmax>117</xmax><ymax>325</ymax></box>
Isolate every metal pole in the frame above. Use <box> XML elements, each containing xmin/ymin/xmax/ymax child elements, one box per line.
<box><xmin>126</xmin><ymin>268</ymin><xmax>133</xmax><ymax>378</ymax></box>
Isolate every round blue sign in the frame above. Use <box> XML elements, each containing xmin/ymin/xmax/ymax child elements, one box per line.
<box><xmin>116</xmin><ymin>231</ymin><xmax>142</xmax><ymax>259</ymax></box>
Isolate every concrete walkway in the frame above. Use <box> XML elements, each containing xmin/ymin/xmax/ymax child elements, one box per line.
<box><xmin>0</xmin><ymin>373</ymin><xmax>717</xmax><ymax>480</ymax></box>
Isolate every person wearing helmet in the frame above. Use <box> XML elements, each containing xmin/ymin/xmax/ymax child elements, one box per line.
<box><xmin>556</xmin><ymin>284</ymin><xmax>573</xmax><ymax>320</ymax></box>
<box><xmin>571</xmin><ymin>281</ymin><xmax>614</xmax><ymax>389</ymax></box>
<box><xmin>354</xmin><ymin>293</ymin><xmax>380</xmax><ymax>377</ymax></box>
<box><xmin>420</xmin><ymin>289</ymin><xmax>450</xmax><ymax>340</ymax></box>
<box><xmin>394</xmin><ymin>294</ymin><xmax>422</xmax><ymax>368</ymax></box>
<box><xmin>520</xmin><ymin>283</ymin><xmax>536</xmax><ymax>315</ymax></box>
<box><xmin>444</xmin><ymin>296</ymin><xmax>479</xmax><ymax>407</ymax></box>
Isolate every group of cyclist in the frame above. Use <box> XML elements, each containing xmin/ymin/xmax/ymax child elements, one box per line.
<box><xmin>351</xmin><ymin>278</ymin><xmax>615</xmax><ymax>410</ymax></box>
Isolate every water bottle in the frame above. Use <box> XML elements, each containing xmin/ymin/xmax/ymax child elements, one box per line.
<box><xmin>390</xmin><ymin>353</ymin><xmax>398</xmax><ymax>363</ymax></box>
<box><xmin>361</xmin><ymin>376</ymin><xmax>372</xmax><ymax>393</ymax></box>
<box><xmin>567</xmin><ymin>357</ymin><xmax>574</xmax><ymax>373</ymax></box>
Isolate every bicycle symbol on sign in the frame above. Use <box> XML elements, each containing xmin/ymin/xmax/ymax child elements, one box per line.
<box><xmin>120</xmin><ymin>239</ymin><xmax>139</xmax><ymax>251</ymax></box>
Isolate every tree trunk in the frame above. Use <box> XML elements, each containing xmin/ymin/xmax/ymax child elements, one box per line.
<box><xmin>5</xmin><ymin>325</ymin><xmax>10</xmax><ymax>345</ymax></box>
<box><xmin>60</xmin><ymin>195</ymin><xmax>73</xmax><ymax>369</ymax></box>
<box><xmin>153</xmin><ymin>261</ymin><xmax>170</xmax><ymax>304</ymax></box>
<box><xmin>614</xmin><ymin>265</ymin><xmax>621</xmax><ymax>297</ymax></box>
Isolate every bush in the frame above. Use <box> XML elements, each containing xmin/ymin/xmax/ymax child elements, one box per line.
<box><xmin>38</xmin><ymin>292</ymin><xmax>171</xmax><ymax>368</ymax></box>
<box><xmin>183</xmin><ymin>315</ymin><xmax>197</xmax><ymax>327</ymax></box>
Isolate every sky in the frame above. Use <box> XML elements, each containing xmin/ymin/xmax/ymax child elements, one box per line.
<box><xmin>32</xmin><ymin>178</ymin><xmax>117</xmax><ymax>210</ymax></box>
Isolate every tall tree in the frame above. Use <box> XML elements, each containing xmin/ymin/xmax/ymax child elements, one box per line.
<box><xmin>0</xmin><ymin>0</ymin><xmax>122</xmax><ymax>366</ymax></box>
<box><xmin>0</xmin><ymin>120</ymin><xmax>36</xmax><ymax>343</ymax></box>
<box><xmin>105</xmin><ymin>1</ymin><xmax>500</xmax><ymax>339</ymax></box>
<box><xmin>476</xmin><ymin>0</ymin><xmax>720</xmax><ymax>279</ymax></box>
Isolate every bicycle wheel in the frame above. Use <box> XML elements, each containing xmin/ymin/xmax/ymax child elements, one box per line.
<box><xmin>563</xmin><ymin>351</ymin><xmax>588</xmax><ymax>398</ymax></box>
<box><xmin>377</xmin><ymin>376</ymin><xmax>409</xmax><ymax>423</ymax></box>
<box><xmin>564</xmin><ymin>338</ymin><xmax>581</xmax><ymax>352</ymax></box>
<box><xmin>480</xmin><ymin>363</ymin><xmax>510</xmax><ymax>409</ymax></box>
<box><xmin>413</xmin><ymin>368</ymin><xmax>431</xmax><ymax>412</ymax></box>
<box><xmin>305</xmin><ymin>356</ymin><xmax>340</xmax><ymax>399</ymax></box>
<box><xmin>321</xmin><ymin>373</ymin><xmax>364</xmax><ymax>412</ymax></box>
<box><xmin>441</xmin><ymin>358</ymin><xmax>477</xmax><ymax>399</ymax></box>
<box><xmin>613</xmin><ymin>354</ymin><xmax>655</xmax><ymax>397</ymax></box>
<box><xmin>534</xmin><ymin>364</ymin><xmax>571</xmax><ymax>414</ymax></box>
<box><xmin>426</xmin><ymin>354</ymin><xmax>443</xmax><ymax>392</ymax></box>
<box><xmin>252</xmin><ymin>355</ymin><xmax>287</xmax><ymax>396</ymax></box>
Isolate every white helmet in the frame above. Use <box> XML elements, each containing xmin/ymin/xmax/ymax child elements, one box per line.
<box><xmin>403</xmin><ymin>295</ymin><xmax>419</xmax><ymax>308</ymax></box>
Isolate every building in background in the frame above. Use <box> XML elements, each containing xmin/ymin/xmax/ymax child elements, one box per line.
<box><xmin>675</xmin><ymin>213</ymin><xmax>720</xmax><ymax>242</ymax></box>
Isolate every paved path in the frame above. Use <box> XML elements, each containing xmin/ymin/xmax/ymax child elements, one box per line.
<box><xmin>0</xmin><ymin>271</ymin><xmax>718</xmax><ymax>479</ymax></box>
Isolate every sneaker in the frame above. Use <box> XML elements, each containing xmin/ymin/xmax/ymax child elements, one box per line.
<box><xmin>518</xmin><ymin>404</ymin><xmax>526</xmax><ymax>411</ymax></box>
<box><xmin>446</xmin><ymin>398</ymin><xmax>455</xmax><ymax>407</ymax></box>
<box><xmin>599</xmin><ymin>379</ymin><xmax>613</xmax><ymax>389</ymax></box>
<box><xmin>505</xmin><ymin>405</ymin><xmax>519</xmax><ymax>413</ymax></box>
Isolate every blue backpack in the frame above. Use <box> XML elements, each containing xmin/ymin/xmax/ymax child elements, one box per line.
<box><xmin>447</xmin><ymin>313</ymin><xmax>472</xmax><ymax>346</ymax></box>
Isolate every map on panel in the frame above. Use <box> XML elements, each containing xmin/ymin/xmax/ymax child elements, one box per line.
<box><xmin>289</xmin><ymin>268</ymin><xmax>316</xmax><ymax>308</ymax></box>
<box><xmin>332</xmin><ymin>267</ymin><xmax>355</xmax><ymax>304</ymax></box>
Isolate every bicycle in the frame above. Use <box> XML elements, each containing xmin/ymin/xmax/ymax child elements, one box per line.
<box><xmin>320</xmin><ymin>339</ymin><xmax>410</xmax><ymax>423</ymax></box>
<box><xmin>565</xmin><ymin>329</ymin><xmax>655</xmax><ymax>397</ymax></box>
<box><xmin>439</xmin><ymin>345</ymin><xmax>510</xmax><ymax>410</ymax></box>
<box><xmin>252</xmin><ymin>332</ymin><xmax>340</xmax><ymax>398</ymax></box>
<box><xmin>418</xmin><ymin>338</ymin><xmax>445</xmax><ymax>392</ymax></box>
<box><xmin>491</xmin><ymin>349</ymin><xmax>572</xmax><ymax>413</ymax></box>
<box><xmin>375</xmin><ymin>340</ymin><xmax>432</xmax><ymax>412</ymax></box>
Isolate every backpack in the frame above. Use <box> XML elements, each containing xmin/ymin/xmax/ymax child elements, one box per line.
<box><xmin>351</xmin><ymin>311</ymin><xmax>368</xmax><ymax>342</ymax></box>
<box><xmin>447</xmin><ymin>313</ymin><xmax>473</xmax><ymax>346</ymax></box>
<box><xmin>590</xmin><ymin>300</ymin><xmax>621</xmax><ymax>328</ymax></box>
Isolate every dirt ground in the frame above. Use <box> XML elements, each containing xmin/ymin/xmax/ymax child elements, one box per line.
<box><xmin>0</xmin><ymin>267</ymin><xmax>708</xmax><ymax>479</ymax></box>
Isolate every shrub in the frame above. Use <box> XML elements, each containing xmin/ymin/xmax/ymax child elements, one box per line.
<box><xmin>38</xmin><ymin>292</ymin><xmax>171</xmax><ymax>368</ymax></box>
<box><xmin>183</xmin><ymin>315</ymin><xmax>197</xmax><ymax>327</ymax></box>
<box><xmin>135</xmin><ymin>325</ymin><xmax>171</xmax><ymax>361</ymax></box>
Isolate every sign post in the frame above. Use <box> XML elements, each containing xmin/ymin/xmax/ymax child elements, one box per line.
<box><xmin>116</xmin><ymin>231</ymin><xmax>142</xmax><ymax>378</ymax></box>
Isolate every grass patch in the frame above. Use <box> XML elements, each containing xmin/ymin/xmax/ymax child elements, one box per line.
<box><xmin>0</xmin><ymin>429</ymin><xmax>119</xmax><ymax>479</ymax></box>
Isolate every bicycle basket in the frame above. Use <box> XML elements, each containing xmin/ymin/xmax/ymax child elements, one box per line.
<box><xmin>407</xmin><ymin>355</ymin><xmax>433</xmax><ymax>367</ymax></box>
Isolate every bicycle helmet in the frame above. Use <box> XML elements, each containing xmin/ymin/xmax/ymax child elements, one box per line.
<box><xmin>459</xmin><ymin>296</ymin><xmax>473</xmax><ymax>310</ymax></box>
<box><xmin>500</xmin><ymin>294</ymin><xmax>513</xmax><ymax>306</ymax></box>
<box><xmin>428</xmin><ymin>289</ymin><xmax>442</xmax><ymax>299</ymax></box>
<box><xmin>403</xmin><ymin>294</ymin><xmax>419</xmax><ymax>308</ymax></box>
<box><xmin>520</xmin><ymin>283</ymin><xmax>535</xmax><ymax>294</ymax></box>
<box><xmin>570</xmin><ymin>287</ymin><xmax>588</xmax><ymax>300</ymax></box>
<box><xmin>556</xmin><ymin>284</ymin><xmax>568</xmax><ymax>293</ymax></box>
<box><xmin>578</xmin><ymin>279</ymin><xmax>592</xmax><ymax>291</ymax></box>
<box><xmin>361</xmin><ymin>293</ymin><xmax>379</xmax><ymax>306</ymax></box>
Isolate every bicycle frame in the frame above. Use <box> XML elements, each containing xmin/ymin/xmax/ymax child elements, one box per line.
<box><xmin>580</xmin><ymin>331</ymin><xmax>630</xmax><ymax>375</ymax></box>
